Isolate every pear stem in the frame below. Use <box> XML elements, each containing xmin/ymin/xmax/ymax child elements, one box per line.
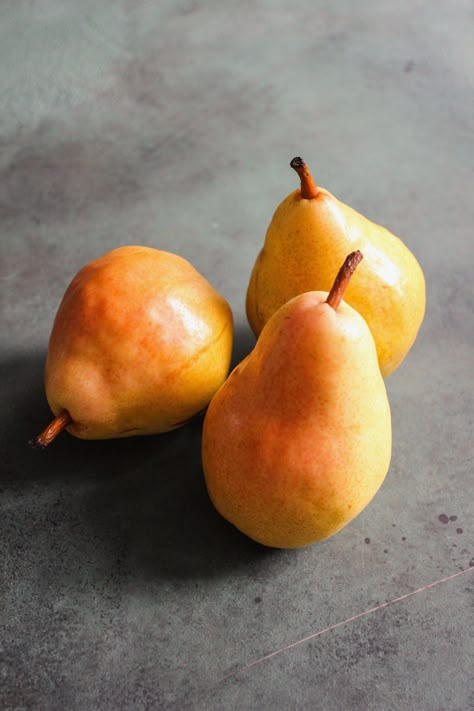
<box><xmin>290</xmin><ymin>157</ymin><xmax>319</xmax><ymax>199</ymax></box>
<box><xmin>326</xmin><ymin>251</ymin><xmax>363</xmax><ymax>311</ymax></box>
<box><xmin>29</xmin><ymin>409</ymin><xmax>72</xmax><ymax>449</ymax></box>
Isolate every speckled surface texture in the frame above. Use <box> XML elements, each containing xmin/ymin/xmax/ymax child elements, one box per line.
<box><xmin>1</xmin><ymin>2</ymin><xmax>473</xmax><ymax>709</ymax></box>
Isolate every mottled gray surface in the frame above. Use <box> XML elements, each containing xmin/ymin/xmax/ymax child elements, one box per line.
<box><xmin>1</xmin><ymin>1</ymin><xmax>473</xmax><ymax>709</ymax></box>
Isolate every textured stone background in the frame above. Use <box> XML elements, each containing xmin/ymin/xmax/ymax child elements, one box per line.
<box><xmin>1</xmin><ymin>1</ymin><xmax>473</xmax><ymax>709</ymax></box>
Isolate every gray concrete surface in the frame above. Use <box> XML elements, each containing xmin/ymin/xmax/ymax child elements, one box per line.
<box><xmin>1</xmin><ymin>1</ymin><xmax>473</xmax><ymax>709</ymax></box>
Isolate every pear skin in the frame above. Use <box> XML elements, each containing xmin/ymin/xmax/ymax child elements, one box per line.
<box><xmin>31</xmin><ymin>246</ymin><xmax>233</xmax><ymax>447</ymax></box>
<box><xmin>203</xmin><ymin>252</ymin><xmax>392</xmax><ymax>548</ymax></box>
<box><xmin>246</xmin><ymin>157</ymin><xmax>426</xmax><ymax>377</ymax></box>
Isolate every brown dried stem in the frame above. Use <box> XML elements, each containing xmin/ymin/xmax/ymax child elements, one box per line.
<box><xmin>290</xmin><ymin>156</ymin><xmax>319</xmax><ymax>199</ymax></box>
<box><xmin>29</xmin><ymin>409</ymin><xmax>72</xmax><ymax>449</ymax></box>
<box><xmin>326</xmin><ymin>251</ymin><xmax>363</xmax><ymax>311</ymax></box>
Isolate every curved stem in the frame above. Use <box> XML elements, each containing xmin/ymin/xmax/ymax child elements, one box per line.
<box><xmin>290</xmin><ymin>157</ymin><xmax>319</xmax><ymax>199</ymax></box>
<box><xmin>326</xmin><ymin>251</ymin><xmax>363</xmax><ymax>311</ymax></box>
<box><xmin>29</xmin><ymin>409</ymin><xmax>72</xmax><ymax>449</ymax></box>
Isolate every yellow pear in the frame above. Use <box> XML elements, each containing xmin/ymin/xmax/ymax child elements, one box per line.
<box><xmin>246</xmin><ymin>157</ymin><xmax>425</xmax><ymax>377</ymax></box>
<box><xmin>31</xmin><ymin>246</ymin><xmax>233</xmax><ymax>448</ymax></box>
<box><xmin>203</xmin><ymin>252</ymin><xmax>391</xmax><ymax>548</ymax></box>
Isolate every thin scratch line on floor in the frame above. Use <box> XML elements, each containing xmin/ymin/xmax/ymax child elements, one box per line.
<box><xmin>220</xmin><ymin>565</ymin><xmax>474</xmax><ymax>682</ymax></box>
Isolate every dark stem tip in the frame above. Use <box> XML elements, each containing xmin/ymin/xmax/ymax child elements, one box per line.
<box><xmin>28</xmin><ymin>437</ymin><xmax>48</xmax><ymax>450</ymax></box>
<box><xmin>290</xmin><ymin>156</ymin><xmax>305</xmax><ymax>169</ymax></box>
<box><xmin>345</xmin><ymin>250</ymin><xmax>364</xmax><ymax>272</ymax></box>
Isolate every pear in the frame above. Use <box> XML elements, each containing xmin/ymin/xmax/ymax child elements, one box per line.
<box><xmin>203</xmin><ymin>252</ymin><xmax>392</xmax><ymax>548</ymax></box>
<box><xmin>246</xmin><ymin>157</ymin><xmax>426</xmax><ymax>377</ymax></box>
<box><xmin>30</xmin><ymin>246</ymin><xmax>233</xmax><ymax>448</ymax></box>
